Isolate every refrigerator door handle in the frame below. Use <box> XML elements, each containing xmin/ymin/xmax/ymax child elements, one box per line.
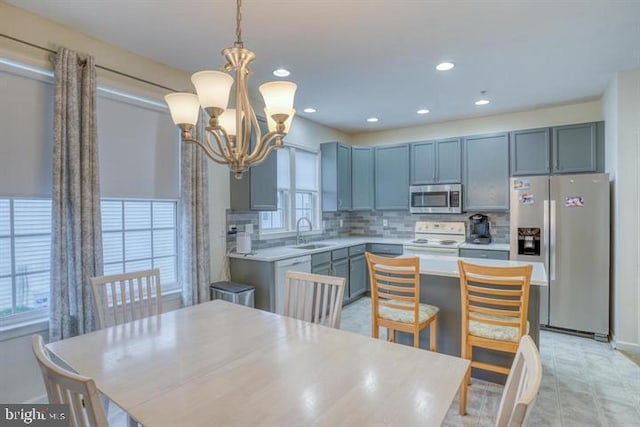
<box><xmin>550</xmin><ymin>200</ymin><xmax>557</xmax><ymax>281</ymax></box>
<box><xmin>543</xmin><ymin>199</ymin><xmax>550</xmax><ymax>274</ymax></box>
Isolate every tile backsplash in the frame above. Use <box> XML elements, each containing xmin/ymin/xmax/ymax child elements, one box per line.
<box><xmin>226</xmin><ymin>209</ymin><xmax>509</xmax><ymax>252</ymax></box>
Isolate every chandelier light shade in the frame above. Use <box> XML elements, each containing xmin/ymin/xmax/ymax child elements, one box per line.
<box><xmin>165</xmin><ymin>0</ymin><xmax>297</xmax><ymax>178</ymax></box>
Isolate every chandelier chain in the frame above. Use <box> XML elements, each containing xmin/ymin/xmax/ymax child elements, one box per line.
<box><xmin>235</xmin><ymin>0</ymin><xmax>243</xmax><ymax>46</ymax></box>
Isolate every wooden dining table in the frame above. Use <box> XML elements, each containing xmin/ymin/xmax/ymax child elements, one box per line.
<box><xmin>47</xmin><ymin>300</ymin><xmax>469</xmax><ymax>427</ymax></box>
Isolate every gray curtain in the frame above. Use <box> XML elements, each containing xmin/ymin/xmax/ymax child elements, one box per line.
<box><xmin>180</xmin><ymin>112</ymin><xmax>211</xmax><ymax>306</ymax></box>
<box><xmin>50</xmin><ymin>48</ymin><xmax>103</xmax><ymax>341</ymax></box>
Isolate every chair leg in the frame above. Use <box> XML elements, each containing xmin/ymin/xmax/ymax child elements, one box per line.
<box><xmin>372</xmin><ymin>317</ymin><xmax>379</xmax><ymax>339</ymax></box>
<box><xmin>429</xmin><ymin>316</ymin><xmax>438</xmax><ymax>352</ymax></box>
<box><xmin>388</xmin><ymin>329</ymin><xmax>396</xmax><ymax>343</ymax></box>
<box><xmin>459</xmin><ymin>340</ymin><xmax>470</xmax><ymax>416</ymax></box>
<box><xmin>413</xmin><ymin>328</ymin><xmax>420</xmax><ymax>348</ymax></box>
<box><xmin>467</xmin><ymin>344</ymin><xmax>473</xmax><ymax>385</ymax></box>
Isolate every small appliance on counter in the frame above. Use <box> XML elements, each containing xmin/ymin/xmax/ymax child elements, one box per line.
<box><xmin>236</xmin><ymin>231</ymin><xmax>252</xmax><ymax>254</ymax></box>
<box><xmin>467</xmin><ymin>214</ymin><xmax>492</xmax><ymax>244</ymax></box>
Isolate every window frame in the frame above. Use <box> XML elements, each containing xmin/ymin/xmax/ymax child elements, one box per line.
<box><xmin>259</xmin><ymin>146</ymin><xmax>322</xmax><ymax>238</ymax></box>
<box><xmin>0</xmin><ymin>197</ymin><xmax>52</xmax><ymax>328</ymax></box>
<box><xmin>101</xmin><ymin>198</ymin><xmax>180</xmax><ymax>292</ymax></box>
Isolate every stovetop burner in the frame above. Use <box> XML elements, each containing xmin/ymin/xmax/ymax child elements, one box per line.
<box><xmin>410</xmin><ymin>238</ymin><xmax>460</xmax><ymax>246</ymax></box>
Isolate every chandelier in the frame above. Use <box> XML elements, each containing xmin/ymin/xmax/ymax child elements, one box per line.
<box><xmin>164</xmin><ymin>0</ymin><xmax>297</xmax><ymax>179</ymax></box>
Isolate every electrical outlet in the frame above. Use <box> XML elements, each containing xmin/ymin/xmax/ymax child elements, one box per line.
<box><xmin>228</xmin><ymin>225</ymin><xmax>237</xmax><ymax>234</ymax></box>
<box><xmin>245</xmin><ymin>224</ymin><xmax>253</xmax><ymax>234</ymax></box>
<box><xmin>339</xmin><ymin>219</ymin><xmax>344</xmax><ymax>227</ymax></box>
<box><xmin>383</xmin><ymin>219</ymin><xmax>388</xmax><ymax>227</ymax></box>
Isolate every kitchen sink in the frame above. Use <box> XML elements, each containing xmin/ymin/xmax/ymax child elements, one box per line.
<box><xmin>290</xmin><ymin>243</ymin><xmax>334</xmax><ymax>250</ymax></box>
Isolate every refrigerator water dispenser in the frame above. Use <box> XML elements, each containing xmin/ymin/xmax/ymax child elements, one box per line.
<box><xmin>517</xmin><ymin>228</ymin><xmax>541</xmax><ymax>256</ymax></box>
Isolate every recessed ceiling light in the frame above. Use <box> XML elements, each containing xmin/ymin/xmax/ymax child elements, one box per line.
<box><xmin>436</xmin><ymin>62</ymin><xmax>455</xmax><ymax>71</ymax></box>
<box><xmin>273</xmin><ymin>68</ymin><xmax>290</xmax><ymax>77</ymax></box>
<box><xmin>366</xmin><ymin>117</ymin><xmax>379</xmax><ymax>123</ymax></box>
<box><xmin>417</xmin><ymin>109</ymin><xmax>430</xmax><ymax>114</ymax></box>
<box><xmin>303</xmin><ymin>107</ymin><xmax>316</xmax><ymax>113</ymax></box>
<box><xmin>474</xmin><ymin>99</ymin><xmax>490</xmax><ymax>106</ymax></box>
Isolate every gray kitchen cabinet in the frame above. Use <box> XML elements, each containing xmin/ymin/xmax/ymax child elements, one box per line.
<box><xmin>410</xmin><ymin>141</ymin><xmax>436</xmax><ymax>184</ymax></box>
<box><xmin>463</xmin><ymin>133</ymin><xmax>510</xmax><ymax>211</ymax></box>
<box><xmin>510</xmin><ymin>128</ymin><xmax>550</xmax><ymax>176</ymax></box>
<box><xmin>230</xmin><ymin>117</ymin><xmax>277</xmax><ymax>211</ymax></box>
<box><xmin>332</xmin><ymin>258</ymin><xmax>349</xmax><ymax>303</ymax></box>
<box><xmin>436</xmin><ymin>138</ymin><xmax>462</xmax><ymax>183</ymax></box>
<box><xmin>321</xmin><ymin>142</ymin><xmax>352</xmax><ymax>211</ymax></box>
<box><xmin>351</xmin><ymin>147</ymin><xmax>375</xmax><ymax>210</ymax></box>
<box><xmin>374</xmin><ymin>144</ymin><xmax>410</xmax><ymax>210</ymax></box>
<box><xmin>552</xmin><ymin>123</ymin><xmax>598</xmax><ymax>174</ymax></box>
<box><xmin>349</xmin><ymin>254</ymin><xmax>366</xmax><ymax>298</ymax></box>
<box><xmin>311</xmin><ymin>263</ymin><xmax>331</xmax><ymax>277</ymax></box>
<box><xmin>410</xmin><ymin>138</ymin><xmax>461</xmax><ymax>185</ymax></box>
<box><xmin>459</xmin><ymin>248</ymin><xmax>509</xmax><ymax>260</ymax></box>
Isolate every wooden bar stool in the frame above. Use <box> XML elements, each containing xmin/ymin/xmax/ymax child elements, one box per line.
<box><xmin>457</xmin><ymin>260</ymin><xmax>533</xmax><ymax>415</ymax></box>
<box><xmin>366</xmin><ymin>253</ymin><xmax>439</xmax><ymax>350</ymax></box>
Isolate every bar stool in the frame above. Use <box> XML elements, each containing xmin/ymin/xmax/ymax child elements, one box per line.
<box><xmin>457</xmin><ymin>260</ymin><xmax>533</xmax><ymax>416</ymax></box>
<box><xmin>366</xmin><ymin>253</ymin><xmax>439</xmax><ymax>350</ymax></box>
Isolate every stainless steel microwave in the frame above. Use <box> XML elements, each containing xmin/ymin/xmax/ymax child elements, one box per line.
<box><xmin>409</xmin><ymin>184</ymin><xmax>462</xmax><ymax>214</ymax></box>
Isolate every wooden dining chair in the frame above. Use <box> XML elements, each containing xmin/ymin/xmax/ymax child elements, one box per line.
<box><xmin>284</xmin><ymin>271</ymin><xmax>345</xmax><ymax>328</ymax></box>
<box><xmin>495</xmin><ymin>335</ymin><xmax>543</xmax><ymax>427</ymax></box>
<box><xmin>366</xmin><ymin>253</ymin><xmax>439</xmax><ymax>350</ymax></box>
<box><xmin>457</xmin><ymin>260</ymin><xmax>533</xmax><ymax>415</ymax></box>
<box><xmin>90</xmin><ymin>268</ymin><xmax>162</xmax><ymax>328</ymax></box>
<box><xmin>32</xmin><ymin>335</ymin><xmax>108</xmax><ymax>427</ymax></box>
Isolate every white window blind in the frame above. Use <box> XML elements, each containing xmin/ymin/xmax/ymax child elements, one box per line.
<box><xmin>97</xmin><ymin>91</ymin><xmax>180</xmax><ymax>199</ymax></box>
<box><xmin>295</xmin><ymin>150</ymin><xmax>318</xmax><ymax>191</ymax></box>
<box><xmin>0</xmin><ymin>60</ymin><xmax>53</xmax><ymax>197</ymax></box>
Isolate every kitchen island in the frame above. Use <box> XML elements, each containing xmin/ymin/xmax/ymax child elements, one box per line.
<box><xmin>394</xmin><ymin>254</ymin><xmax>547</xmax><ymax>384</ymax></box>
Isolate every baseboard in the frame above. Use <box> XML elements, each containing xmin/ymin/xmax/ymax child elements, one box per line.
<box><xmin>610</xmin><ymin>335</ymin><xmax>640</xmax><ymax>353</ymax></box>
<box><xmin>23</xmin><ymin>394</ymin><xmax>47</xmax><ymax>404</ymax></box>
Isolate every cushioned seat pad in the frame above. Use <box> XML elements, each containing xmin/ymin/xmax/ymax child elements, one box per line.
<box><xmin>378</xmin><ymin>300</ymin><xmax>439</xmax><ymax>324</ymax></box>
<box><xmin>468</xmin><ymin>312</ymin><xmax>528</xmax><ymax>342</ymax></box>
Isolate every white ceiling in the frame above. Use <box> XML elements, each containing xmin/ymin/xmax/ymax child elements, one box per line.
<box><xmin>9</xmin><ymin>0</ymin><xmax>640</xmax><ymax>134</ymax></box>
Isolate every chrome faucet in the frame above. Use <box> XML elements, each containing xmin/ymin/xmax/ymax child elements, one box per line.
<box><xmin>296</xmin><ymin>217</ymin><xmax>313</xmax><ymax>245</ymax></box>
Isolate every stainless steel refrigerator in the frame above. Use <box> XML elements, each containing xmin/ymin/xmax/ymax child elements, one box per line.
<box><xmin>509</xmin><ymin>173</ymin><xmax>609</xmax><ymax>340</ymax></box>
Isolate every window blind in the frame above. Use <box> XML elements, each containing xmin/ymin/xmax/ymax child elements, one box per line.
<box><xmin>97</xmin><ymin>91</ymin><xmax>180</xmax><ymax>199</ymax></box>
<box><xmin>0</xmin><ymin>62</ymin><xmax>53</xmax><ymax>197</ymax></box>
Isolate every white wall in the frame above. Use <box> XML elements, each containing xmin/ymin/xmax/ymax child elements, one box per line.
<box><xmin>351</xmin><ymin>100</ymin><xmax>603</xmax><ymax>145</ymax></box>
<box><xmin>604</xmin><ymin>68</ymin><xmax>640</xmax><ymax>352</ymax></box>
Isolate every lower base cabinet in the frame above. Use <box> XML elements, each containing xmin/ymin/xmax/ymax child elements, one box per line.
<box><xmin>311</xmin><ymin>244</ymin><xmax>368</xmax><ymax>305</ymax></box>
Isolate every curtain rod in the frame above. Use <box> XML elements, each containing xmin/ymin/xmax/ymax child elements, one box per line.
<box><xmin>0</xmin><ymin>33</ymin><xmax>178</xmax><ymax>92</ymax></box>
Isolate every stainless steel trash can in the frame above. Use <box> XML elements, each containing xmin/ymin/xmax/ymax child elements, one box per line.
<box><xmin>210</xmin><ymin>281</ymin><xmax>255</xmax><ymax>308</ymax></box>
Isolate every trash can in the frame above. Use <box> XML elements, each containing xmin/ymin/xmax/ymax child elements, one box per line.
<box><xmin>210</xmin><ymin>281</ymin><xmax>255</xmax><ymax>308</ymax></box>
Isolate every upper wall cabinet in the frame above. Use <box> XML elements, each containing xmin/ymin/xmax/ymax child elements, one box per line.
<box><xmin>463</xmin><ymin>133</ymin><xmax>510</xmax><ymax>211</ymax></box>
<box><xmin>410</xmin><ymin>138</ymin><xmax>461</xmax><ymax>185</ymax></box>
<box><xmin>351</xmin><ymin>146</ymin><xmax>374</xmax><ymax>210</ymax></box>
<box><xmin>230</xmin><ymin>117</ymin><xmax>277</xmax><ymax>211</ymax></box>
<box><xmin>375</xmin><ymin>144</ymin><xmax>410</xmax><ymax>210</ymax></box>
<box><xmin>510</xmin><ymin>128</ymin><xmax>550</xmax><ymax>176</ymax></box>
<box><xmin>510</xmin><ymin>122</ymin><xmax>604</xmax><ymax>176</ymax></box>
<box><xmin>321</xmin><ymin>142</ymin><xmax>352</xmax><ymax>211</ymax></box>
<box><xmin>552</xmin><ymin>123</ymin><xmax>599</xmax><ymax>174</ymax></box>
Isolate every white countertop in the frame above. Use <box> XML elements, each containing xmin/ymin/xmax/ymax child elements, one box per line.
<box><xmin>416</xmin><ymin>254</ymin><xmax>547</xmax><ymax>286</ymax></box>
<box><xmin>459</xmin><ymin>242</ymin><xmax>511</xmax><ymax>251</ymax></box>
<box><xmin>229</xmin><ymin>237</ymin><xmax>408</xmax><ymax>262</ymax></box>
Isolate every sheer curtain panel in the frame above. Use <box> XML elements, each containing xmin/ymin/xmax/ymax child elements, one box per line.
<box><xmin>180</xmin><ymin>112</ymin><xmax>211</xmax><ymax>306</ymax></box>
<box><xmin>50</xmin><ymin>48</ymin><xmax>103</xmax><ymax>341</ymax></box>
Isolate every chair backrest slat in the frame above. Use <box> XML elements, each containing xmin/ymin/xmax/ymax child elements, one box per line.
<box><xmin>496</xmin><ymin>335</ymin><xmax>543</xmax><ymax>427</ymax></box>
<box><xmin>32</xmin><ymin>336</ymin><xmax>108</xmax><ymax>427</ymax></box>
<box><xmin>284</xmin><ymin>271</ymin><xmax>345</xmax><ymax>329</ymax></box>
<box><xmin>366</xmin><ymin>253</ymin><xmax>420</xmax><ymax>317</ymax></box>
<box><xmin>90</xmin><ymin>269</ymin><xmax>162</xmax><ymax>328</ymax></box>
<box><xmin>458</xmin><ymin>260</ymin><xmax>532</xmax><ymax>339</ymax></box>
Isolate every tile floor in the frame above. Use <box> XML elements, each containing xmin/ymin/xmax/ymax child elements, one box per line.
<box><xmin>340</xmin><ymin>297</ymin><xmax>640</xmax><ymax>427</ymax></box>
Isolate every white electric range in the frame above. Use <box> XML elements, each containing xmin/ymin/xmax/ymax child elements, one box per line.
<box><xmin>402</xmin><ymin>221</ymin><xmax>466</xmax><ymax>257</ymax></box>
